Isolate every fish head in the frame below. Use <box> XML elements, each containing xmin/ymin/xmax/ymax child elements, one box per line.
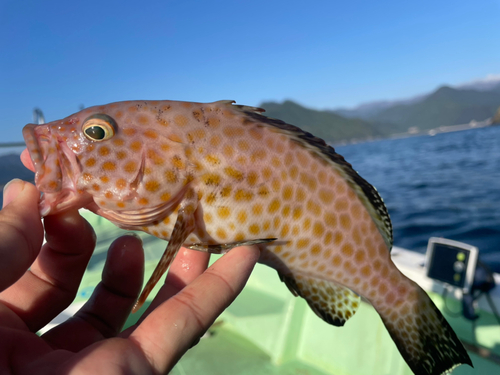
<box><xmin>23</xmin><ymin>112</ymin><xmax>92</xmax><ymax>216</ymax></box>
<box><xmin>23</xmin><ymin>101</ymin><xmax>190</xmax><ymax>219</ymax></box>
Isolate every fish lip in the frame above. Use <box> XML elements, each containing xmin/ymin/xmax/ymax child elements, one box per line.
<box><xmin>22</xmin><ymin>123</ymin><xmax>91</xmax><ymax>216</ymax></box>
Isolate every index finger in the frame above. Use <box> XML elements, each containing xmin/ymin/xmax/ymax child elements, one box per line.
<box><xmin>1</xmin><ymin>209</ymin><xmax>97</xmax><ymax>332</ymax></box>
<box><xmin>128</xmin><ymin>245</ymin><xmax>260</xmax><ymax>374</ymax></box>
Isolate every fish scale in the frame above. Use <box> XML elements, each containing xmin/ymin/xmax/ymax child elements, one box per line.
<box><xmin>22</xmin><ymin>100</ymin><xmax>471</xmax><ymax>375</ymax></box>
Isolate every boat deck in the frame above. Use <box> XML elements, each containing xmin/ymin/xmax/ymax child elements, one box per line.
<box><xmin>40</xmin><ymin>211</ymin><xmax>500</xmax><ymax>374</ymax></box>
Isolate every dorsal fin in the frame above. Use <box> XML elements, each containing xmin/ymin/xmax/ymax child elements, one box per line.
<box><xmin>229</xmin><ymin>103</ymin><xmax>393</xmax><ymax>250</ymax></box>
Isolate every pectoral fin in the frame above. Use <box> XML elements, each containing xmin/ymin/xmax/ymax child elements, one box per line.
<box><xmin>132</xmin><ymin>194</ymin><xmax>197</xmax><ymax>313</ymax></box>
<box><xmin>279</xmin><ymin>271</ymin><xmax>360</xmax><ymax>326</ymax></box>
<box><xmin>187</xmin><ymin>238</ymin><xmax>277</xmax><ymax>254</ymax></box>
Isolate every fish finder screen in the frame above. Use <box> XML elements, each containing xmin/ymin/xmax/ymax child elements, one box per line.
<box><xmin>427</xmin><ymin>243</ymin><xmax>470</xmax><ymax>289</ymax></box>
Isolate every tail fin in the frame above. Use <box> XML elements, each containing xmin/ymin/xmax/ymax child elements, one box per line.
<box><xmin>374</xmin><ymin>280</ymin><xmax>472</xmax><ymax>375</ymax></box>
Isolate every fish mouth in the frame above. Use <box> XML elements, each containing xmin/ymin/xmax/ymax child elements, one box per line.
<box><xmin>23</xmin><ymin>124</ymin><xmax>92</xmax><ymax>216</ymax></box>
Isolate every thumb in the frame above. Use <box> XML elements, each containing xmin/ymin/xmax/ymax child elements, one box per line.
<box><xmin>3</xmin><ymin>179</ymin><xmax>28</xmax><ymax>208</ymax></box>
<box><xmin>0</xmin><ymin>180</ymin><xmax>44</xmax><ymax>291</ymax></box>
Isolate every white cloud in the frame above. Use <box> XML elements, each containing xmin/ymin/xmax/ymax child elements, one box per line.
<box><xmin>483</xmin><ymin>74</ymin><xmax>500</xmax><ymax>82</ymax></box>
<box><xmin>455</xmin><ymin>74</ymin><xmax>500</xmax><ymax>90</ymax></box>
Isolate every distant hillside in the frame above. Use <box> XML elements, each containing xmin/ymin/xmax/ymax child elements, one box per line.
<box><xmin>333</xmin><ymin>101</ymin><xmax>397</xmax><ymax>119</ymax></box>
<box><xmin>333</xmin><ymin>79</ymin><xmax>500</xmax><ymax>122</ymax></box>
<box><xmin>334</xmin><ymin>95</ymin><xmax>428</xmax><ymax>120</ymax></box>
<box><xmin>258</xmin><ymin>84</ymin><xmax>500</xmax><ymax>142</ymax></box>
<box><xmin>371</xmin><ymin>85</ymin><xmax>500</xmax><ymax>132</ymax></box>
<box><xmin>259</xmin><ymin>100</ymin><xmax>394</xmax><ymax>143</ymax></box>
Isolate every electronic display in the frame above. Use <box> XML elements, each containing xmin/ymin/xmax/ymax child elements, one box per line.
<box><xmin>425</xmin><ymin>237</ymin><xmax>478</xmax><ymax>293</ymax></box>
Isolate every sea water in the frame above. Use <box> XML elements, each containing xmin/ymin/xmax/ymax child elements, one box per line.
<box><xmin>337</xmin><ymin>125</ymin><xmax>500</xmax><ymax>271</ymax></box>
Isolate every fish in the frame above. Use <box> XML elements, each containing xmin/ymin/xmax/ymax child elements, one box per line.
<box><xmin>22</xmin><ymin>100</ymin><xmax>472</xmax><ymax>375</ymax></box>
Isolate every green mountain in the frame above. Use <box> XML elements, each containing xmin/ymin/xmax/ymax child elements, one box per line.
<box><xmin>258</xmin><ymin>84</ymin><xmax>500</xmax><ymax>142</ymax></box>
<box><xmin>259</xmin><ymin>100</ymin><xmax>393</xmax><ymax>143</ymax></box>
<box><xmin>372</xmin><ymin>85</ymin><xmax>500</xmax><ymax>131</ymax></box>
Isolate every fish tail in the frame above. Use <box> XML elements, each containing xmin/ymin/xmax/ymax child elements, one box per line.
<box><xmin>371</xmin><ymin>278</ymin><xmax>472</xmax><ymax>375</ymax></box>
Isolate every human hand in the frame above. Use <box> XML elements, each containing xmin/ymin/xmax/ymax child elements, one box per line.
<box><xmin>0</xmin><ymin>179</ymin><xmax>260</xmax><ymax>374</ymax></box>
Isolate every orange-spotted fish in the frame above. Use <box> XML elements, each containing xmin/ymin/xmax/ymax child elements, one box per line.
<box><xmin>22</xmin><ymin>100</ymin><xmax>471</xmax><ymax>375</ymax></box>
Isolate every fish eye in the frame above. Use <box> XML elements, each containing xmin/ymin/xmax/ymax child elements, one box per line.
<box><xmin>82</xmin><ymin>114</ymin><xmax>116</xmax><ymax>142</ymax></box>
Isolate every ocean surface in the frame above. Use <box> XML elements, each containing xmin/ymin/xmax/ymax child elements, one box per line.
<box><xmin>337</xmin><ymin>125</ymin><xmax>500</xmax><ymax>272</ymax></box>
<box><xmin>1</xmin><ymin>126</ymin><xmax>500</xmax><ymax>271</ymax></box>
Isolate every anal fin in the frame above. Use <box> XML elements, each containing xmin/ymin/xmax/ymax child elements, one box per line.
<box><xmin>187</xmin><ymin>238</ymin><xmax>277</xmax><ymax>254</ymax></box>
<box><xmin>279</xmin><ymin>271</ymin><xmax>360</xmax><ymax>327</ymax></box>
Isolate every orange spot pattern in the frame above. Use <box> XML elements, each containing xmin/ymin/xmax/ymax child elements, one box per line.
<box><xmin>44</xmin><ymin>100</ymin><xmax>398</xmax><ymax>340</ymax></box>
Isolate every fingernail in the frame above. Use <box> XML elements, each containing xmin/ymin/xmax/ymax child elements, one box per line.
<box><xmin>2</xmin><ymin>179</ymin><xmax>25</xmax><ymax>208</ymax></box>
<box><xmin>125</xmin><ymin>232</ymin><xmax>143</xmax><ymax>244</ymax></box>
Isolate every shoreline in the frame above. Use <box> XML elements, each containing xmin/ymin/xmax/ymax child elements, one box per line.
<box><xmin>334</xmin><ymin>117</ymin><xmax>494</xmax><ymax>146</ymax></box>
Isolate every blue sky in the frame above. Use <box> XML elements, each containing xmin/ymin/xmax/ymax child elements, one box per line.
<box><xmin>1</xmin><ymin>0</ymin><xmax>499</xmax><ymax>142</ymax></box>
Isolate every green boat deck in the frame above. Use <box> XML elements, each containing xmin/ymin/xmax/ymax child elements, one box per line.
<box><xmin>42</xmin><ymin>211</ymin><xmax>500</xmax><ymax>374</ymax></box>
